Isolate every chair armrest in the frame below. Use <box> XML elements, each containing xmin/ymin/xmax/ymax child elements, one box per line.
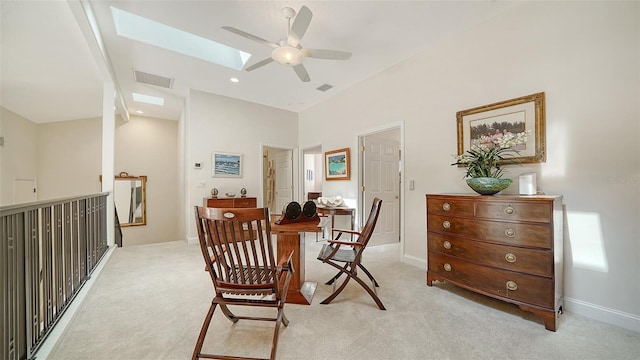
<box><xmin>277</xmin><ymin>249</ymin><xmax>295</xmax><ymax>274</ymax></box>
<box><xmin>327</xmin><ymin>239</ymin><xmax>363</xmax><ymax>247</ymax></box>
<box><xmin>331</xmin><ymin>228</ymin><xmax>360</xmax><ymax>236</ymax></box>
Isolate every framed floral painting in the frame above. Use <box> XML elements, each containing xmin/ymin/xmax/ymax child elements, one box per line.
<box><xmin>456</xmin><ymin>92</ymin><xmax>546</xmax><ymax>164</ymax></box>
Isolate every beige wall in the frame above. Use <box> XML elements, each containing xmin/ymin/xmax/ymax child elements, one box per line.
<box><xmin>37</xmin><ymin>117</ymin><xmax>102</xmax><ymax>200</ymax></box>
<box><xmin>299</xmin><ymin>2</ymin><xmax>639</xmax><ymax>331</ymax></box>
<box><xmin>1</xmin><ymin>112</ymin><xmax>179</xmax><ymax>246</ymax></box>
<box><xmin>115</xmin><ymin>115</ymin><xmax>179</xmax><ymax>246</ymax></box>
<box><xmin>185</xmin><ymin>90</ymin><xmax>298</xmax><ymax>242</ymax></box>
<box><xmin>0</xmin><ymin>107</ymin><xmax>38</xmax><ymax>205</ymax></box>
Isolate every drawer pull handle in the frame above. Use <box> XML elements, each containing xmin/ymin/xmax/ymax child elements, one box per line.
<box><xmin>442</xmin><ymin>202</ymin><xmax>451</xmax><ymax>211</ymax></box>
<box><xmin>505</xmin><ymin>228</ymin><xmax>516</xmax><ymax>237</ymax></box>
<box><xmin>506</xmin><ymin>280</ymin><xmax>518</xmax><ymax>291</ymax></box>
<box><xmin>504</xmin><ymin>206</ymin><xmax>515</xmax><ymax>215</ymax></box>
<box><xmin>505</xmin><ymin>253</ymin><xmax>517</xmax><ymax>263</ymax></box>
<box><xmin>443</xmin><ymin>241</ymin><xmax>452</xmax><ymax>250</ymax></box>
<box><xmin>444</xmin><ymin>263</ymin><xmax>452</xmax><ymax>272</ymax></box>
<box><xmin>442</xmin><ymin>221</ymin><xmax>451</xmax><ymax>229</ymax></box>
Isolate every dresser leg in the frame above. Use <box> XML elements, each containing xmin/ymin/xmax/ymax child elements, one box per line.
<box><xmin>519</xmin><ymin>305</ymin><xmax>557</xmax><ymax>331</ymax></box>
<box><xmin>426</xmin><ymin>272</ymin><xmax>444</xmax><ymax>286</ymax></box>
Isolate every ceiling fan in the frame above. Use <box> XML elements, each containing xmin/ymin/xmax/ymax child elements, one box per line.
<box><xmin>222</xmin><ymin>5</ymin><xmax>351</xmax><ymax>82</ymax></box>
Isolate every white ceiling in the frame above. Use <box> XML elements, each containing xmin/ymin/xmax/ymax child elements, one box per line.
<box><xmin>1</xmin><ymin>1</ymin><xmax>520</xmax><ymax>124</ymax></box>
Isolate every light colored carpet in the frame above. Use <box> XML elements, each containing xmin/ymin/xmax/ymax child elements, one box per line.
<box><xmin>46</xmin><ymin>236</ymin><xmax>639</xmax><ymax>360</ymax></box>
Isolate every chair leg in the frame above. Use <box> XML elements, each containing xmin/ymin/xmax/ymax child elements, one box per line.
<box><xmin>325</xmin><ymin>264</ymin><xmax>348</xmax><ymax>285</ymax></box>
<box><xmin>219</xmin><ymin>303</ymin><xmax>239</xmax><ymax>323</ymax></box>
<box><xmin>321</xmin><ymin>272</ymin><xmax>352</xmax><ymax>305</ymax></box>
<box><xmin>350</xmin><ymin>272</ymin><xmax>386</xmax><ymax>310</ymax></box>
<box><xmin>192</xmin><ymin>302</ymin><xmax>218</xmax><ymax>360</ymax></box>
<box><xmin>357</xmin><ymin>263</ymin><xmax>380</xmax><ymax>288</ymax></box>
<box><xmin>270</xmin><ymin>307</ymin><xmax>287</xmax><ymax>360</ymax></box>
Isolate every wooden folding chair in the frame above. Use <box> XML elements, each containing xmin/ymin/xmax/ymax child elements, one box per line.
<box><xmin>316</xmin><ymin>198</ymin><xmax>385</xmax><ymax>310</ymax></box>
<box><xmin>193</xmin><ymin>206</ymin><xmax>294</xmax><ymax>360</ymax></box>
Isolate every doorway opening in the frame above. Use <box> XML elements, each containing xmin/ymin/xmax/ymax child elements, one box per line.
<box><xmin>301</xmin><ymin>145</ymin><xmax>323</xmax><ymax>201</ymax></box>
<box><xmin>262</xmin><ymin>145</ymin><xmax>294</xmax><ymax>216</ymax></box>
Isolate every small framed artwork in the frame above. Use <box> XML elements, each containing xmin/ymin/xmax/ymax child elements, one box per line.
<box><xmin>212</xmin><ymin>152</ymin><xmax>243</xmax><ymax>178</ymax></box>
<box><xmin>325</xmin><ymin>147</ymin><xmax>351</xmax><ymax>181</ymax></box>
<box><xmin>456</xmin><ymin>92</ymin><xmax>546</xmax><ymax>164</ymax></box>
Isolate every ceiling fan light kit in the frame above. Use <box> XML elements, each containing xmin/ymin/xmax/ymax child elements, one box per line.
<box><xmin>272</xmin><ymin>46</ymin><xmax>304</xmax><ymax>66</ymax></box>
<box><xmin>223</xmin><ymin>5</ymin><xmax>351</xmax><ymax>82</ymax></box>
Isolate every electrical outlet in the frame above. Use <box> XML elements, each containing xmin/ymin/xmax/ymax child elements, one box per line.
<box><xmin>196</xmin><ymin>181</ymin><xmax>206</xmax><ymax>188</ymax></box>
<box><xmin>409</xmin><ymin>180</ymin><xmax>415</xmax><ymax>190</ymax></box>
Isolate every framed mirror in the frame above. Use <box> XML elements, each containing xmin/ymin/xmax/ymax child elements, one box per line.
<box><xmin>112</xmin><ymin>172</ymin><xmax>147</xmax><ymax>227</ymax></box>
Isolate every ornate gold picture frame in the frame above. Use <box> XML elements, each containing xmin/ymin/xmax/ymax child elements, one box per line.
<box><xmin>456</xmin><ymin>92</ymin><xmax>546</xmax><ymax>164</ymax></box>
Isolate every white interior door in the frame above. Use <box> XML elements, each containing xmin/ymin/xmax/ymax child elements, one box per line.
<box><xmin>363</xmin><ymin>134</ymin><xmax>400</xmax><ymax>245</ymax></box>
<box><xmin>14</xmin><ymin>178</ymin><xmax>37</xmax><ymax>204</ymax></box>
<box><xmin>275</xmin><ymin>150</ymin><xmax>293</xmax><ymax>213</ymax></box>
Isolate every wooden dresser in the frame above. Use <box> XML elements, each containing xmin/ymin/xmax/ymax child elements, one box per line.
<box><xmin>426</xmin><ymin>194</ymin><xmax>563</xmax><ymax>331</ymax></box>
<box><xmin>204</xmin><ymin>197</ymin><xmax>257</xmax><ymax>208</ymax></box>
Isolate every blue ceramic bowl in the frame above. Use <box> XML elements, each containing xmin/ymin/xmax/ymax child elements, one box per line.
<box><xmin>466</xmin><ymin>178</ymin><xmax>512</xmax><ymax>195</ymax></box>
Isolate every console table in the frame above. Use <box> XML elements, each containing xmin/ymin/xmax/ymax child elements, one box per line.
<box><xmin>316</xmin><ymin>206</ymin><xmax>355</xmax><ymax>239</ymax></box>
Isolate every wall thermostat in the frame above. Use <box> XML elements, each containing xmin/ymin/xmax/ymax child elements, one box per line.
<box><xmin>194</xmin><ymin>162</ymin><xmax>202</xmax><ymax>169</ymax></box>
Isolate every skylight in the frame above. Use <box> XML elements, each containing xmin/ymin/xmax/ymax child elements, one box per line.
<box><xmin>111</xmin><ymin>7</ymin><xmax>251</xmax><ymax>70</ymax></box>
<box><xmin>132</xmin><ymin>93</ymin><xmax>164</xmax><ymax>106</ymax></box>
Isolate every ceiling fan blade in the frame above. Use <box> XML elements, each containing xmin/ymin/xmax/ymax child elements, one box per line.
<box><xmin>245</xmin><ymin>58</ymin><xmax>274</xmax><ymax>71</ymax></box>
<box><xmin>222</xmin><ymin>26</ymin><xmax>279</xmax><ymax>49</ymax></box>
<box><xmin>292</xmin><ymin>64</ymin><xmax>310</xmax><ymax>82</ymax></box>
<box><xmin>288</xmin><ymin>6</ymin><xmax>312</xmax><ymax>47</ymax></box>
<box><xmin>302</xmin><ymin>49</ymin><xmax>352</xmax><ymax>60</ymax></box>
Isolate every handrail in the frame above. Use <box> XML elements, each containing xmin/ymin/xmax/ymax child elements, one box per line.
<box><xmin>1</xmin><ymin>193</ymin><xmax>109</xmax><ymax>360</ymax></box>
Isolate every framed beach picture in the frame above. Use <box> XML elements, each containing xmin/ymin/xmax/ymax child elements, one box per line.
<box><xmin>456</xmin><ymin>92</ymin><xmax>546</xmax><ymax>164</ymax></box>
<box><xmin>212</xmin><ymin>152</ymin><xmax>243</xmax><ymax>178</ymax></box>
<box><xmin>325</xmin><ymin>147</ymin><xmax>351</xmax><ymax>181</ymax></box>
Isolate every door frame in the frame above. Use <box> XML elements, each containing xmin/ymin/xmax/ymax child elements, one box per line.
<box><xmin>260</xmin><ymin>143</ymin><xmax>298</xmax><ymax>214</ymax></box>
<box><xmin>356</xmin><ymin>122</ymin><xmax>405</xmax><ymax>258</ymax></box>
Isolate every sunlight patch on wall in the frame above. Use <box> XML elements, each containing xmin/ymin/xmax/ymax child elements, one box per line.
<box><xmin>567</xmin><ymin>211</ymin><xmax>609</xmax><ymax>272</ymax></box>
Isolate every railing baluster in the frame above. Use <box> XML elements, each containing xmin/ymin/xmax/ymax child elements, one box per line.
<box><xmin>1</xmin><ymin>193</ymin><xmax>109</xmax><ymax>359</ymax></box>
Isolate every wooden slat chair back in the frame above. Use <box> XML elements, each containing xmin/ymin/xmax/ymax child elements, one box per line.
<box><xmin>193</xmin><ymin>206</ymin><xmax>293</xmax><ymax>360</ymax></box>
<box><xmin>316</xmin><ymin>198</ymin><xmax>385</xmax><ymax>310</ymax></box>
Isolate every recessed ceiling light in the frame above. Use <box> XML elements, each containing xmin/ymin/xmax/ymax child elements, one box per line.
<box><xmin>136</xmin><ymin>110</ymin><xmax>144</xmax><ymax>114</ymax></box>
<box><xmin>111</xmin><ymin>7</ymin><xmax>251</xmax><ymax>70</ymax></box>
<box><xmin>230</xmin><ymin>77</ymin><xmax>239</xmax><ymax>83</ymax></box>
<box><xmin>132</xmin><ymin>92</ymin><xmax>164</xmax><ymax>106</ymax></box>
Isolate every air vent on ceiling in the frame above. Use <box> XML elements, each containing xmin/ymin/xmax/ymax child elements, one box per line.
<box><xmin>316</xmin><ymin>83</ymin><xmax>334</xmax><ymax>92</ymax></box>
<box><xmin>133</xmin><ymin>70</ymin><xmax>174</xmax><ymax>89</ymax></box>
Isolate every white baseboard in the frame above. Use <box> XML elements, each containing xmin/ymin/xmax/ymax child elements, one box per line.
<box><xmin>564</xmin><ymin>297</ymin><xmax>640</xmax><ymax>333</ymax></box>
<box><xmin>187</xmin><ymin>236</ymin><xmax>198</xmax><ymax>245</ymax></box>
<box><xmin>402</xmin><ymin>254</ymin><xmax>426</xmax><ymax>269</ymax></box>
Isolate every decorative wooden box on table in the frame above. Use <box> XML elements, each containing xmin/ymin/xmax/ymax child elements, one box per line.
<box><xmin>426</xmin><ymin>194</ymin><xmax>563</xmax><ymax>331</ymax></box>
<box><xmin>204</xmin><ymin>197</ymin><xmax>257</xmax><ymax>239</ymax></box>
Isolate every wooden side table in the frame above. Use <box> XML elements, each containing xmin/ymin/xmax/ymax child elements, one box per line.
<box><xmin>270</xmin><ymin>216</ymin><xmax>328</xmax><ymax>305</ymax></box>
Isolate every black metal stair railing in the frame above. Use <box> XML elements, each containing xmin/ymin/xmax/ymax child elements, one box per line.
<box><xmin>1</xmin><ymin>193</ymin><xmax>109</xmax><ymax>360</ymax></box>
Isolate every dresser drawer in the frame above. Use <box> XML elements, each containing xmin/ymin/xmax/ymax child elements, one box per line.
<box><xmin>233</xmin><ymin>198</ymin><xmax>257</xmax><ymax>208</ymax></box>
<box><xmin>428</xmin><ymin>252</ymin><xmax>554</xmax><ymax>308</ymax></box>
<box><xmin>427</xmin><ymin>214</ymin><xmax>552</xmax><ymax>249</ymax></box>
<box><xmin>426</xmin><ymin>197</ymin><xmax>474</xmax><ymax>217</ymax></box>
<box><xmin>427</xmin><ymin>232</ymin><xmax>553</xmax><ymax>277</ymax></box>
<box><xmin>205</xmin><ymin>198</ymin><xmax>234</xmax><ymax>207</ymax></box>
<box><xmin>475</xmin><ymin>201</ymin><xmax>552</xmax><ymax>223</ymax></box>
